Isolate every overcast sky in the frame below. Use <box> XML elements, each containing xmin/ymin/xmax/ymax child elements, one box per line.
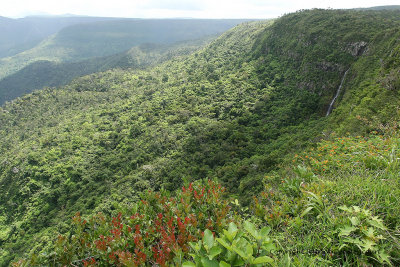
<box><xmin>2</xmin><ymin>0</ymin><xmax>399</xmax><ymax>18</ymax></box>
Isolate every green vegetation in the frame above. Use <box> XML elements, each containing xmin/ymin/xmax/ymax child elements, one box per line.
<box><xmin>0</xmin><ymin>18</ymin><xmax>249</xmax><ymax>80</ymax></box>
<box><xmin>0</xmin><ymin>8</ymin><xmax>400</xmax><ymax>266</ymax></box>
<box><xmin>0</xmin><ymin>37</ymin><xmax>215</xmax><ymax>105</ymax></box>
<box><xmin>0</xmin><ymin>16</ymin><xmax>115</xmax><ymax>58</ymax></box>
<box><xmin>11</xmin><ymin>130</ymin><xmax>400</xmax><ymax>266</ymax></box>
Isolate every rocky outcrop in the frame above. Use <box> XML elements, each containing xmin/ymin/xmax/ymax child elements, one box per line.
<box><xmin>347</xmin><ymin>41</ymin><xmax>368</xmax><ymax>56</ymax></box>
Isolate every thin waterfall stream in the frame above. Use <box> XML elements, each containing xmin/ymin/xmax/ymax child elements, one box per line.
<box><xmin>326</xmin><ymin>68</ymin><xmax>350</xmax><ymax>116</ymax></box>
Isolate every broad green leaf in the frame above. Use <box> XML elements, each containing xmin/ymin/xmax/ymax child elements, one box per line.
<box><xmin>376</xmin><ymin>234</ymin><xmax>385</xmax><ymax>240</ymax></box>
<box><xmin>232</xmin><ymin>257</ymin><xmax>246</xmax><ymax>266</ymax></box>
<box><xmin>343</xmin><ymin>237</ymin><xmax>363</xmax><ymax>247</ymax></box>
<box><xmin>201</xmin><ymin>257</ymin><xmax>219</xmax><ymax>267</ymax></box>
<box><xmin>231</xmin><ymin>245</ymin><xmax>248</xmax><ymax>260</ymax></box>
<box><xmin>261</xmin><ymin>241</ymin><xmax>276</xmax><ymax>253</ymax></box>
<box><xmin>204</xmin><ymin>229</ymin><xmax>214</xmax><ymax>250</ymax></box>
<box><xmin>361</xmin><ymin>208</ymin><xmax>371</xmax><ymax>217</ymax></box>
<box><xmin>252</xmin><ymin>256</ymin><xmax>274</xmax><ymax>264</ymax></box>
<box><xmin>244</xmin><ymin>220</ymin><xmax>260</xmax><ymax>240</ymax></box>
<box><xmin>233</xmin><ymin>237</ymin><xmax>248</xmax><ymax>250</ymax></box>
<box><xmin>352</xmin><ymin>206</ymin><xmax>361</xmax><ymax>213</ymax></box>
<box><xmin>225</xmin><ymin>250</ymin><xmax>236</xmax><ymax>262</ymax></box>
<box><xmin>219</xmin><ymin>261</ymin><xmax>231</xmax><ymax>267</ymax></box>
<box><xmin>189</xmin><ymin>255</ymin><xmax>202</xmax><ymax>266</ymax></box>
<box><xmin>224</xmin><ymin>222</ymin><xmax>238</xmax><ymax>242</ymax></box>
<box><xmin>338</xmin><ymin>205</ymin><xmax>352</xmax><ymax>212</ymax></box>
<box><xmin>246</xmin><ymin>243</ymin><xmax>253</xmax><ymax>258</ymax></box>
<box><xmin>231</xmin><ymin>238</ymin><xmax>252</xmax><ymax>260</ymax></box>
<box><xmin>208</xmin><ymin>246</ymin><xmax>223</xmax><ymax>260</ymax></box>
<box><xmin>190</xmin><ymin>241</ymin><xmax>202</xmax><ymax>252</ymax></box>
<box><xmin>260</xmin><ymin>226</ymin><xmax>271</xmax><ymax>238</ymax></box>
<box><xmin>194</xmin><ymin>255</ymin><xmax>202</xmax><ymax>266</ymax></box>
<box><xmin>228</xmin><ymin>222</ymin><xmax>238</xmax><ymax>236</ymax></box>
<box><xmin>349</xmin><ymin>216</ymin><xmax>360</xmax><ymax>226</ymax></box>
<box><xmin>223</xmin><ymin>230</ymin><xmax>231</xmax><ymax>241</ymax></box>
<box><xmin>361</xmin><ymin>238</ymin><xmax>376</xmax><ymax>253</ymax></box>
<box><xmin>367</xmin><ymin>216</ymin><xmax>387</xmax><ymax>230</ymax></box>
<box><xmin>377</xmin><ymin>249</ymin><xmax>391</xmax><ymax>265</ymax></box>
<box><xmin>362</xmin><ymin>227</ymin><xmax>375</xmax><ymax>239</ymax></box>
<box><xmin>182</xmin><ymin>261</ymin><xmax>196</xmax><ymax>267</ymax></box>
<box><xmin>338</xmin><ymin>225</ymin><xmax>357</xmax><ymax>236</ymax></box>
<box><xmin>217</xmin><ymin>238</ymin><xmax>233</xmax><ymax>251</ymax></box>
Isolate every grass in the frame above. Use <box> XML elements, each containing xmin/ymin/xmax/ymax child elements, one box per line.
<box><xmin>268</xmin><ymin>124</ymin><xmax>400</xmax><ymax>265</ymax></box>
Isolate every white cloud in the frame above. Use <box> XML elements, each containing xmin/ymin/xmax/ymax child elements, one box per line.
<box><xmin>1</xmin><ymin>0</ymin><xmax>399</xmax><ymax>18</ymax></box>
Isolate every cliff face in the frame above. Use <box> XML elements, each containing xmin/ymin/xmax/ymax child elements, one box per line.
<box><xmin>253</xmin><ymin>9</ymin><xmax>400</xmax><ymax>117</ymax></box>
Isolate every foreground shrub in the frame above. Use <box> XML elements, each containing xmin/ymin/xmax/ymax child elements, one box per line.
<box><xmin>14</xmin><ymin>180</ymin><xmax>235</xmax><ymax>266</ymax></box>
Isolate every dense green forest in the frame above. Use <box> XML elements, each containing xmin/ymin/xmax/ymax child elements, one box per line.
<box><xmin>0</xmin><ymin>18</ymin><xmax>248</xmax><ymax>105</ymax></box>
<box><xmin>0</xmin><ymin>18</ymin><xmax>248</xmax><ymax>81</ymax></box>
<box><xmin>0</xmin><ymin>16</ymin><xmax>117</xmax><ymax>58</ymax></box>
<box><xmin>0</xmin><ymin>8</ymin><xmax>400</xmax><ymax>266</ymax></box>
<box><xmin>0</xmin><ymin>37</ymin><xmax>215</xmax><ymax>105</ymax></box>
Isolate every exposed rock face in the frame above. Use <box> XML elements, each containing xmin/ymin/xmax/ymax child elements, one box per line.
<box><xmin>347</xmin><ymin>41</ymin><xmax>368</xmax><ymax>56</ymax></box>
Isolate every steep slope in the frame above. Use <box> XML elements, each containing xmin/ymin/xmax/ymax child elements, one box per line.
<box><xmin>1</xmin><ymin>9</ymin><xmax>400</xmax><ymax>264</ymax></box>
<box><xmin>0</xmin><ymin>37</ymin><xmax>215</xmax><ymax>105</ymax></box>
<box><xmin>252</xmin><ymin>9</ymin><xmax>400</xmax><ymax>115</ymax></box>
<box><xmin>0</xmin><ymin>19</ymin><xmax>250</xmax><ymax>80</ymax></box>
<box><xmin>329</xmin><ymin>21</ymin><xmax>400</xmax><ymax>133</ymax></box>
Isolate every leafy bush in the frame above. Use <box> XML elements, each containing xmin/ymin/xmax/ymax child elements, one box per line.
<box><xmin>184</xmin><ymin>221</ymin><xmax>275</xmax><ymax>267</ymax></box>
<box><xmin>13</xmin><ymin>180</ymin><xmax>235</xmax><ymax>266</ymax></box>
<box><xmin>336</xmin><ymin>205</ymin><xmax>392</xmax><ymax>266</ymax></box>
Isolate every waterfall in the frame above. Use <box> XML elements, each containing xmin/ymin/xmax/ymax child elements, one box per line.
<box><xmin>326</xmin><ymin>68</ymin><xmax>350</xmax><ymax>116</ymax></box>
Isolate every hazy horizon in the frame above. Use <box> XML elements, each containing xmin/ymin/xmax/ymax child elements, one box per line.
<box><xmin>1</xmin><ymin>1</ymin><xmax>399</xmax><ymax>19</ymax></box>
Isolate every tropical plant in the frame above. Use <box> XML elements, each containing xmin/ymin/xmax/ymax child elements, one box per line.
<box><xmin>184</xmin><ymin>221</ymin><xmax>275</xmax><ymax>267</ymax></box>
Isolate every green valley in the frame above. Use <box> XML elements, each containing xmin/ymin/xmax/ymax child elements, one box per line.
<box><xmin>0</xmin><ymin>8</ymin><xmax>399</xmax><ymax>266</ymax></box>
<box><xmin>0</xmin><ymin>18</ymin><xmax>248</xmax><ymax>105</ymax></box>
<box><xmin>0</xmin><ymin>16</ymin><xmax>117</xmax><ymax>58</ymax></box>
<box><xmin>0</xmin><ymin>37</ymin><xmax>215</xmax><ymax>105</ymax></box>
<box><xmin>0</xmin><ymin>19</ymin><xmax>249</xmax><ymax>80</ymax></box>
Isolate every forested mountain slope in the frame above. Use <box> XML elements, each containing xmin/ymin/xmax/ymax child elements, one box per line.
<box><xmin>0</xmin><ymin>19</ymin><xmax>249</xmax><ymax>80</ymax></box>
<box><xmin>0</xmin><ymin>37</ymin><xmax>215</xmax><ymax>105</ymax></box>
<box><xmin>1</xmin><ymin>9</ymin><xmax>400</xmax><ymax>265</ymax></box>
<box><xmin>0</xmin><ymin>16</ymin><xmax>117</xmax><ymax>58</ymax></box>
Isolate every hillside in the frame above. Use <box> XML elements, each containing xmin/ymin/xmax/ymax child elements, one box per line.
<box><xmin>0</xmin><ymin>19</ymin><xmax>249</xmax><ymax>81</ymax></box>
<box><xmin>0</xmin><ymin>37</ymin><xmax>215</xmax><ymax>105</ymax></box>
<box><xmin>1</xmin><ymin>9</ymin><xmax>400</xmax><ymax>266</ymax></box>
<box><xmin>0</xmin><ymin>16</ymin><xmax>117</xmax><ymax>58</ymax></box>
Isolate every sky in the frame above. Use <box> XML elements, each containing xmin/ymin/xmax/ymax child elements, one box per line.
<box><xmin>1</xmin><ymin>0</ymin><xmax>399</xmax><ymax>19</ymax></box>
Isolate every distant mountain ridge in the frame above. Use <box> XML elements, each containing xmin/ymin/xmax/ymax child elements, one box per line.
<box><xmin>0</xmin><ymin>18</ymin><xmax>250</xmax><ymax>104</ymax></box>
<box><xmin>0</xmin><ymin>37</ymin><xmax>215</xmax><ymax>105</ymax></box>
<box><xmin>354</xmin><ymin>5</ymin><xmax>400</xmax><ymax>11</ymax></box>
<box><xmin>0</xmin><ymin>16</ymin><xmax>118</xmax><ymax>58</ymax></box>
